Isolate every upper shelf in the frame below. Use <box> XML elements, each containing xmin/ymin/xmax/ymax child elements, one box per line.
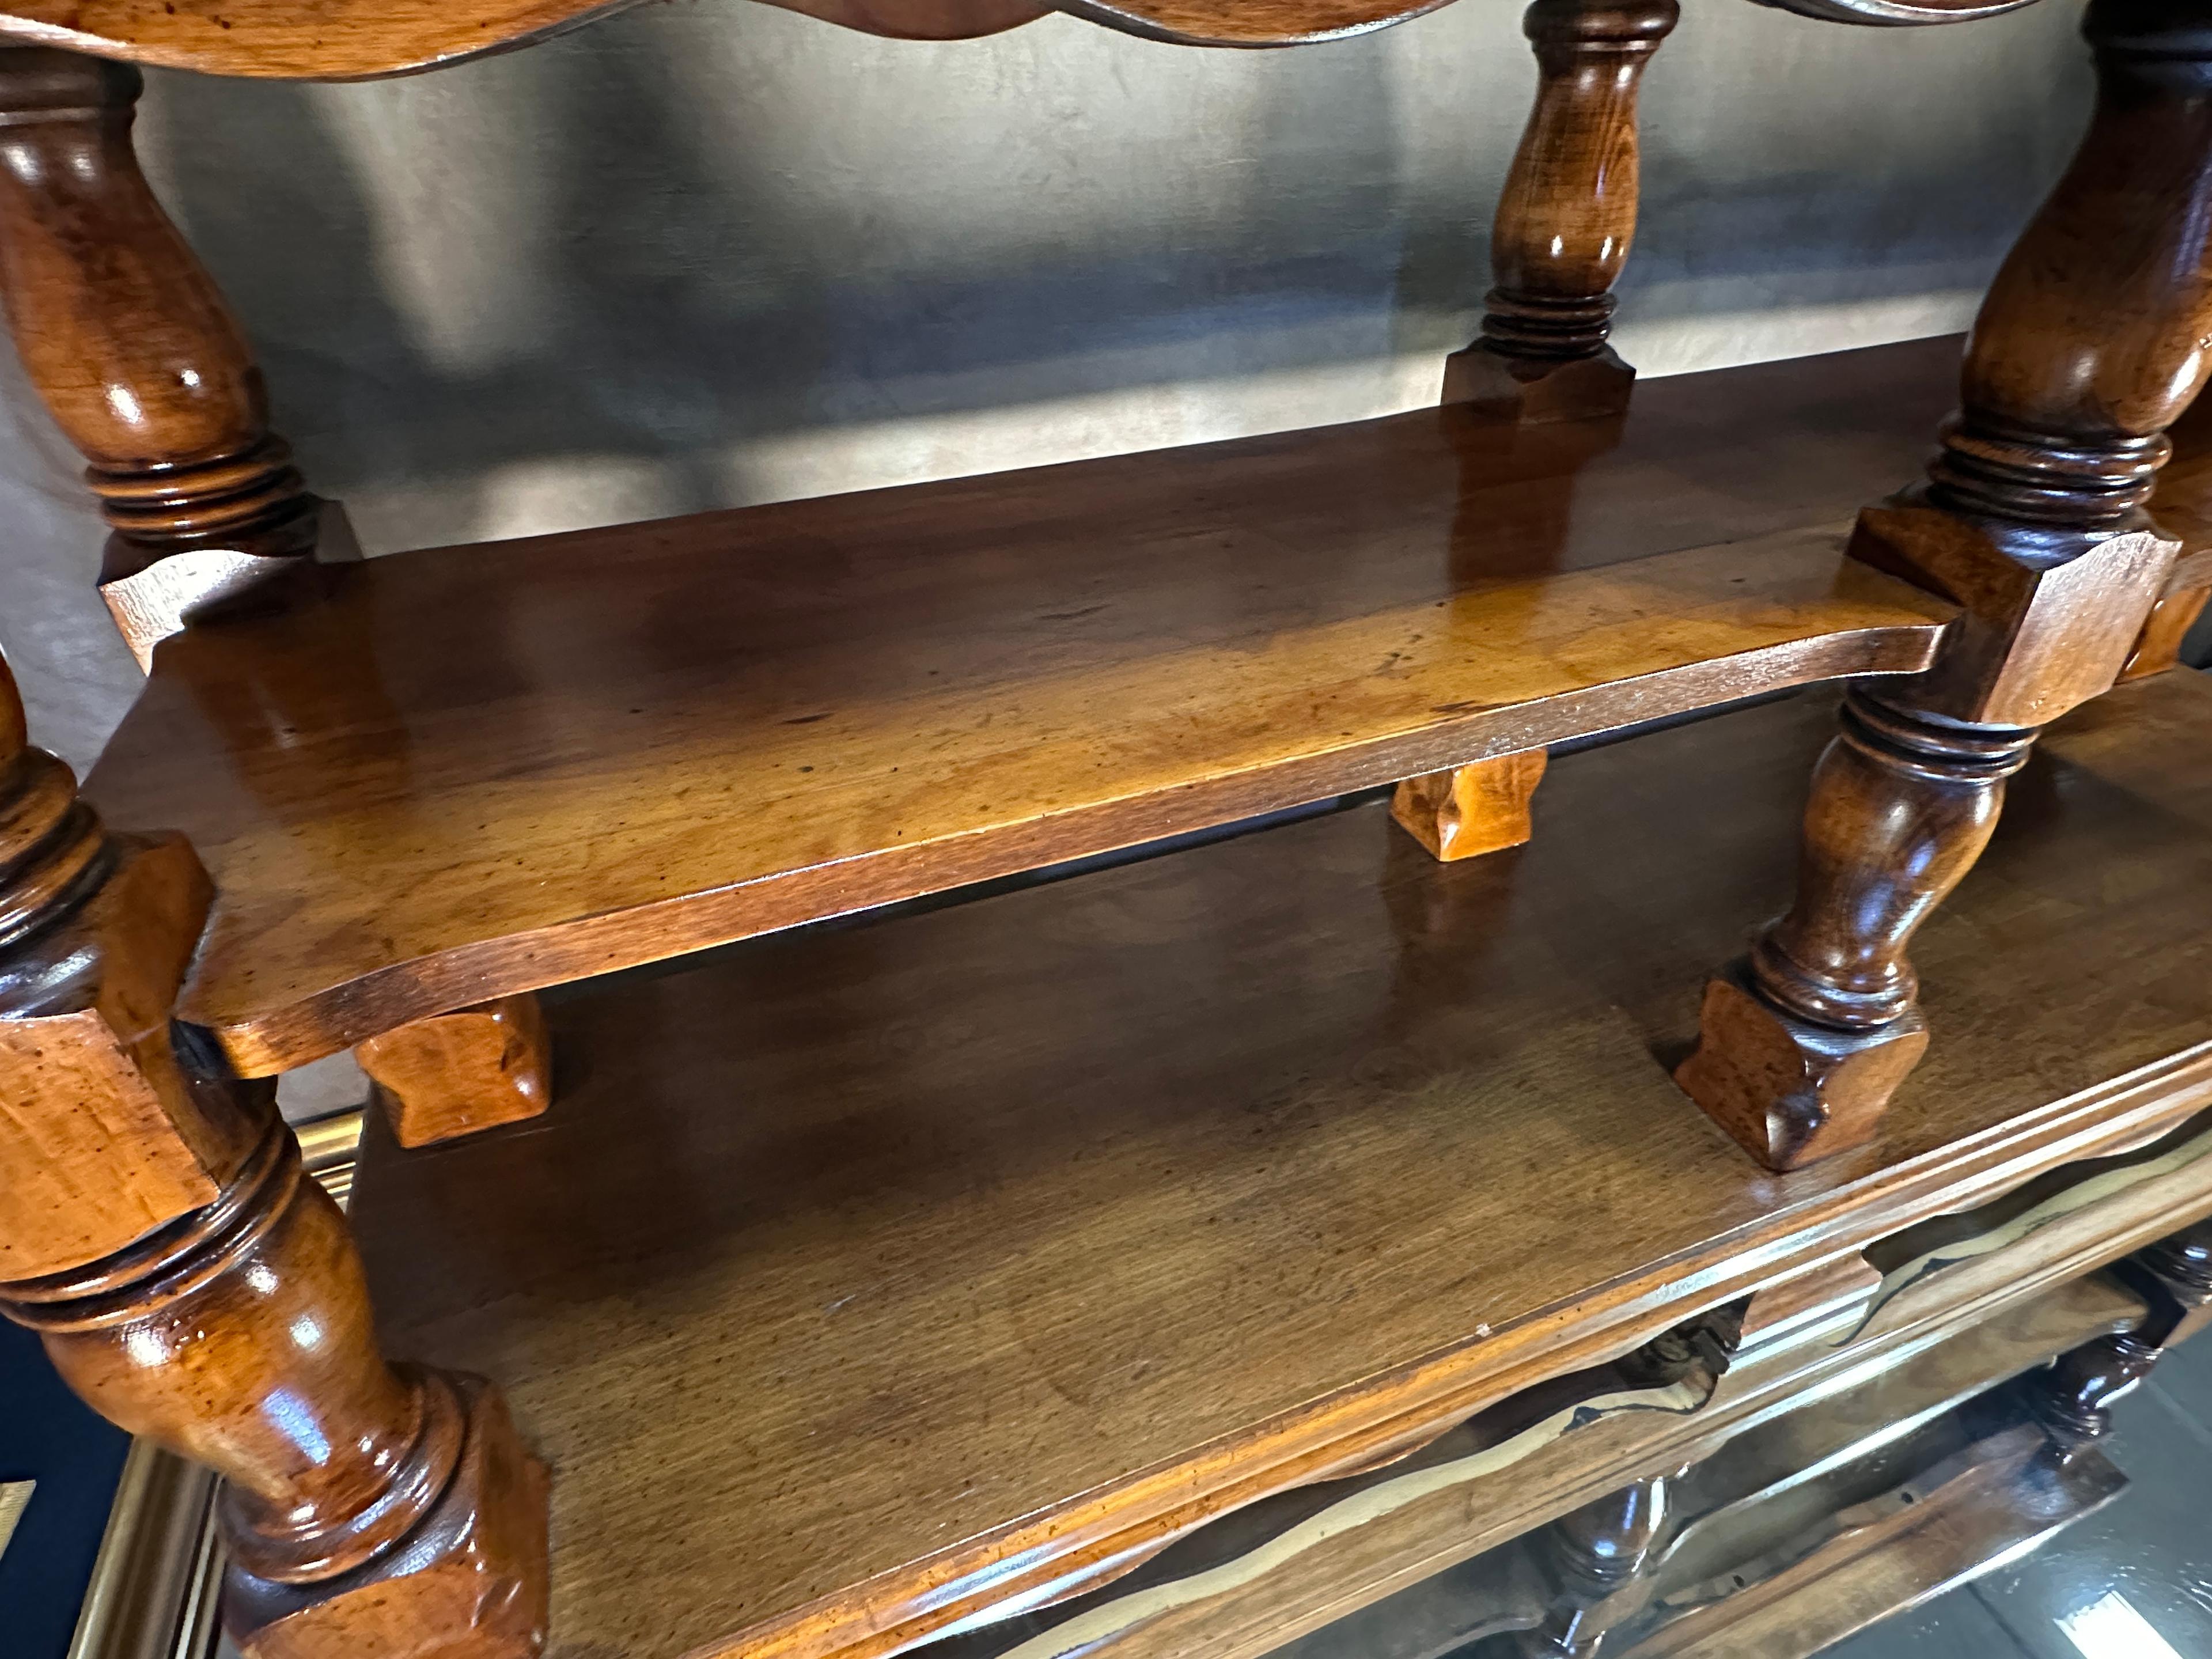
<box><xmin>0</xmin><ymin>0</ymin><xmax>2036</xmax><ymax>79</ymax></box>
<box><xmin>343</xmin><ymin>668</ymin><xmax>2212</xmax><ymax>1659</ymax></box>
<box><xmin>85</xmin><ymin>339</ymin><xmax>1968</xmax><ymax>1075</ymax></box>
<box><xmin>0</xmin><ymin>0</ymin><xmax>1445</xmax><ymax>79</ymax></box>
<box><xmin>85</xmin><ymin>338</ymin><xmax>1970</xmax><ymax>1075</ymax></box>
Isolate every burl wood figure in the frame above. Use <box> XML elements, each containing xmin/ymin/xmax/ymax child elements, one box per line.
<box><xmin>1676</xmin><ymin>0</ymin><xmax>2212</xmax><ymax>1170</ymax></box>
<box><xmin>0</xmin><ymin>650</ymin><xmax>548</xmax><ymax>1658</ymax></box>
<box><xmin>0</xmin><ymin>46</ymin><xmax>551</xmax><ymax>1151</ymax></box>
<box><xmin>1402</xmin><ymin>0</ymin><xmax>1675</xmax><ymax>863</ymax></box>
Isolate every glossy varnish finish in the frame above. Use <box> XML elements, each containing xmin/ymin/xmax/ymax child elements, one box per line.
<box><xmin>346</xmin><ymin>669</ymin><xmax>2212</xmax><ymax>1659</ymax></box>
<box><xmin>0</xmin><ymin>650</ymin><xmax>546</xmax><ymax>1657</ymax></box>
<box><xmin>923</xmin><ymin>1103</ymin><xmax>2212</xmax><ymax>1659</ymax></box>
<box><xmin>0</xmin><ymin>49</ymin><xmax>322</xmax><ymax>668</ymax></box>
<box><xmin>1677</xmin><ymin>0</ymin><xmax>2212</xmax><ymax>1169</ymax></box>
<box><xmin>1390</xmin><ymin>749</ymin><xmax>1548</xmax><ymax>862</ymax></box>
<box><xmin>84</xmin><ymin>339</ymin><xmax>1965</xmax><ymax>1076</ymax></box>
<box><xmin>0</xmin><ymin>0</ymin><xmax>1450</xmax><ymax>79</ymax></box>
<box><xmin>356</xmin><ymin>995</ymin><xmax>553</xmax><ymax>1149</ymax></box>
<box><xmin>1441</xmin><ymin>0</ymin><xmax>1677</xmax><ymax>423</ymax></box>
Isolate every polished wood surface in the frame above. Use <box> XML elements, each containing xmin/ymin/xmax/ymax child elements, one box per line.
<box><xmin>357</xmin><ymin>994</ymin><xmax>552</xmax><ymax>1150</ymax></box>
<box><xmin>346</xmin><ymin>669</ymin><xmax>2212</xmax><ymax>1659</ymax></box>
<box><xmin>2036</xmin><ymin>1217</ymin><xmax>2212</xmax><ymax>1449</ymax></box>
<box><xmin>2128</xmin><ymin>392</ymin><xmax>2212</xmax><ymax>676</ymax></box>
<box><xmin>0</xmin><ymin>0</ymin><xmax>1451</xmax><ymax>79</ymax></box>
<box><xmin>0</xmin><ymin>648</ymin><xmax>245</xmax><ymax>1282</ymax></box>
<box><xmin>83</xmin><ymin>338</ymin><xmax>1967</xmax><ymax>1077</ymax></box>
<box><xmin>1676</xmin><ymin>693</ymin><xmax>2035</xmax><ymax>1169</ymax></box>
<box><xmin>1252</xmin><ymin>1277</ymin><xmax>2137</xmax><ymax>1659</ymax></box>
<box><xmin>1391</xmin><ymin>749</ymin><xmax>1548</xmax><ymax>862</ymax></box>
<box><xmin>1619</xmin><ymin>1419</ymin><xmax>2125</xmax><ymax>1659</ymax></box>
<box><xmin>1441</xmin><ymin>0</ymin><xmax>1676</xmax><ymax>424</ymax></box>
<box><xmin>1527</xmin><ymin>1467</ymin><xmax>1683</xmax><ymax>1656</ymax></box>
<box><xmin>1680</xmin><ymin>0</ymin><xmax>2212</xmax><ymax>1166</ymax></box>
<box><xmin>0</xmin><ymin>650</ymin><xmax>546</xmax><ymax>1656</ymax></box>
<box><xmin>1854</xmin><ymin>0</ymin><xmax>2212</xmax><ymax>730</ymax></box>
<box><xmin>940</xmin><ymin>1108</ymin><xmax>2203</xmax><ymax>1659</ymax></box>
<box><xmin>0</xmin><ymin>49</ymin><xmax>321</xmax><ymax>668</ymax></box>
<box><xmin>6</xmin><ymin>1120</ymin><xmax>548</xmax><ymax>1659</ymax></box>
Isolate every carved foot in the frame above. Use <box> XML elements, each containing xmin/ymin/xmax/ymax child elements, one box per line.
<box><xmin>1674</xmin><ymin>961</ymin><xmax>1930</xmax><ymax>1171</ymax></box>
<box><xmin>1</xmin><ymin>1119</ymin><xmax>550</xmax><ymax>1659</ymax></box>
<box><xmin>1673</xmin><ymin>692</ymin><xmax>2032</xmax><ymax>1171</ymax></box>
<box><xmin>226</xmin><ymin>1374</ymin><xmax>550</xmax><ymax>1659</ymax></box>
<box><xmin>1441</xmin><ymin>341</ymin><xmax>1635</xmax><ymax>425</ymax></box>
<box><xmin>1391</xmin><ymin>750</ymin><xmax>1548</xmax><ymax>862</ymax></box>
<box><xmin>357</xmin><ymin>994</ymin><xmax>552</xmax><ymax>1149</ymax></box>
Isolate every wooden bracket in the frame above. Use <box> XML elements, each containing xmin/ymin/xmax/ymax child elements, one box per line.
<box><xmin>357</xmin><ymin>995</ymin><xmax>554</xmax><ymax>1150</ymax></box>
<box><xmin>1391</xmin><ymin>750</ymin><xmax>1548</xmax><ymax>863</ymax></box>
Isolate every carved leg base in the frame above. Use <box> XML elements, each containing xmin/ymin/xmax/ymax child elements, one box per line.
<box><xmin>357</xmin><ymin>994</ymin><xmax>552</xmax><ymax>1149</ymax></box>
<box><xmin>1</xmin><ymin>1114</ymin><xmax>551</xmax><ymax>1659</ymax></box>
<box><xmin>1441</xmin><ymin>342</ymin><xmax>1635</xmax><ymax>425</ymax></box>
<box><xmin>226</xmin><ymin>1374</ymin><xmax>550</xmax><ymax>1659</ymax></box>
<box><xmin>1674</xmin><ymin>961</ymin><xmax>1930</xmax><ymax>1172</ymax></box>
<box><xmin>1391</xmin><ymin>750</ymin><xmax>1548</xmax><ymax>862</ymax></box>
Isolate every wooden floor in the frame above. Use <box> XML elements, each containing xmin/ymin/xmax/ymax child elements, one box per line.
<box><xmin>83</xmin><ymin>337</ymin><xmax>1964</xmax><ymax>1077</ymax></box>
<box><xmin>346</xmin><ymin>668</ymin><xmax>2212</xmax><ymax>1659</ymax></box>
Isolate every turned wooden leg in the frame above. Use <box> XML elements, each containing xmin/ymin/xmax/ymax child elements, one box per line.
<box><xmin>2035</xmin><ymin>1219</ymin><xmax>2212</xmax><ymax>1452</ymax></box>
<box><xmin>1676</xmin><ymin>694</ymin><xmax>2035</xmax><ymax>1169</ymax></box>
<box><xmin>357</xmin><ymin>995</ymin><xmax>554</xmax><ymax>1149</ymax></box>
<box><xmin>1391</xmin><ymin>749</ymin><xmax>1548</xmax><ymax>863</ymax></box>
<box><xmin>1520</xmin><ymin>1467</ymin><xmax>1685</xmax><ymax>1657</ymax></box>
<box><xmin>0</xmin><ymin>48</ymin><xmax>325</xmax><ymax>668</ymax></box>
<box><xmin>1442</xmin><ymin>0</ymin><xmax>1677</xmax><ymax>424</ymax></box>
<box><xmin>0</xmin><ymin>656</ymin><xmax>546</xmax><ymax>1657</ymax></box>
<box><xmin>1679</xmin><ymin>0</ymin><xmax>2212</xmax><ymax>1169</ymax></box>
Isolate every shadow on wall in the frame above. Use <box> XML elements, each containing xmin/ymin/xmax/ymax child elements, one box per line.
<box><xmin>131</xmin><ymin>0</ymin><xmax>2093</xmax><ymax>557</ymax></box>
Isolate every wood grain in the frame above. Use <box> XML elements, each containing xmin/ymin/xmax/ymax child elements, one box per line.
<box><xmin>1676</xmin><ymin>694</ymin><xmax>2036</xmax><ymax>1170</ymax></box>
<box><xmin>0</xmin><ymin>0</ymin><xmax>1445</xmax><ymax>79</ymax></box>
<box><xmin>0</xmin><ymin>644</ymin><xmax>253</xmax><ymax>1282</ymax></box>
<box><xmin>1684</xmin><ymin>0</ymin><xmax>2212</xmax><ymax>1167</ymax></box>
<box><xmin>357</xmin><ymin>994</ymin><xmax>552</xmax><ymax>1149</ymax></box>
<box><xmin>1390</xmin><ymin>750</ymin><xmax>1547</xmax><ymax>862</ymax></box>
<box><xmin>1441</xmin><ymin>0</ymin><xmax>1676</xmax><ymax>423</ymax></box>
<box><xmin>938</xmin><ymin>1138</ymin><xmax>2184</xmax><ymax>1659</ymax></box>
<box><xmin>0</xmin><ymin>48</ymin><xmax>321</xmax><ymax>668</ymax></box>
<box><xmin>83</xmin><ymin>338</ymin><xmax>1967</xmax><ymax>1076</ymax></box>
<box><xmin>344</xmin><ymin>668</ymin><xmax>2212</xmax><ymax>1659</ymax></box>
<box><xmin>1622</xmin><ymin>1423</ymin><xmax>2125</xmax><ymax>1658</ymax></box>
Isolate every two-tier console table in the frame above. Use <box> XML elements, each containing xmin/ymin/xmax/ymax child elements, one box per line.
<box><xmin>4</xmin><ymin>3</ymin><xmax>2212</xmax><ymax>1658</ymax></box>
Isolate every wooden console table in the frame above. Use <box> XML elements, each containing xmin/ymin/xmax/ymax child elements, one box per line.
<box><xmin>2</xmin><ymin>2</ymin><xmax>2210</xmax><ymax>1658</ymax></box>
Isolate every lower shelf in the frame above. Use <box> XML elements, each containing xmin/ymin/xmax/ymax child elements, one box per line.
<box><xmin>346</xmin><ymin>669</ymin><xmax>2212</xmax><ymax>1659</ymax></box>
